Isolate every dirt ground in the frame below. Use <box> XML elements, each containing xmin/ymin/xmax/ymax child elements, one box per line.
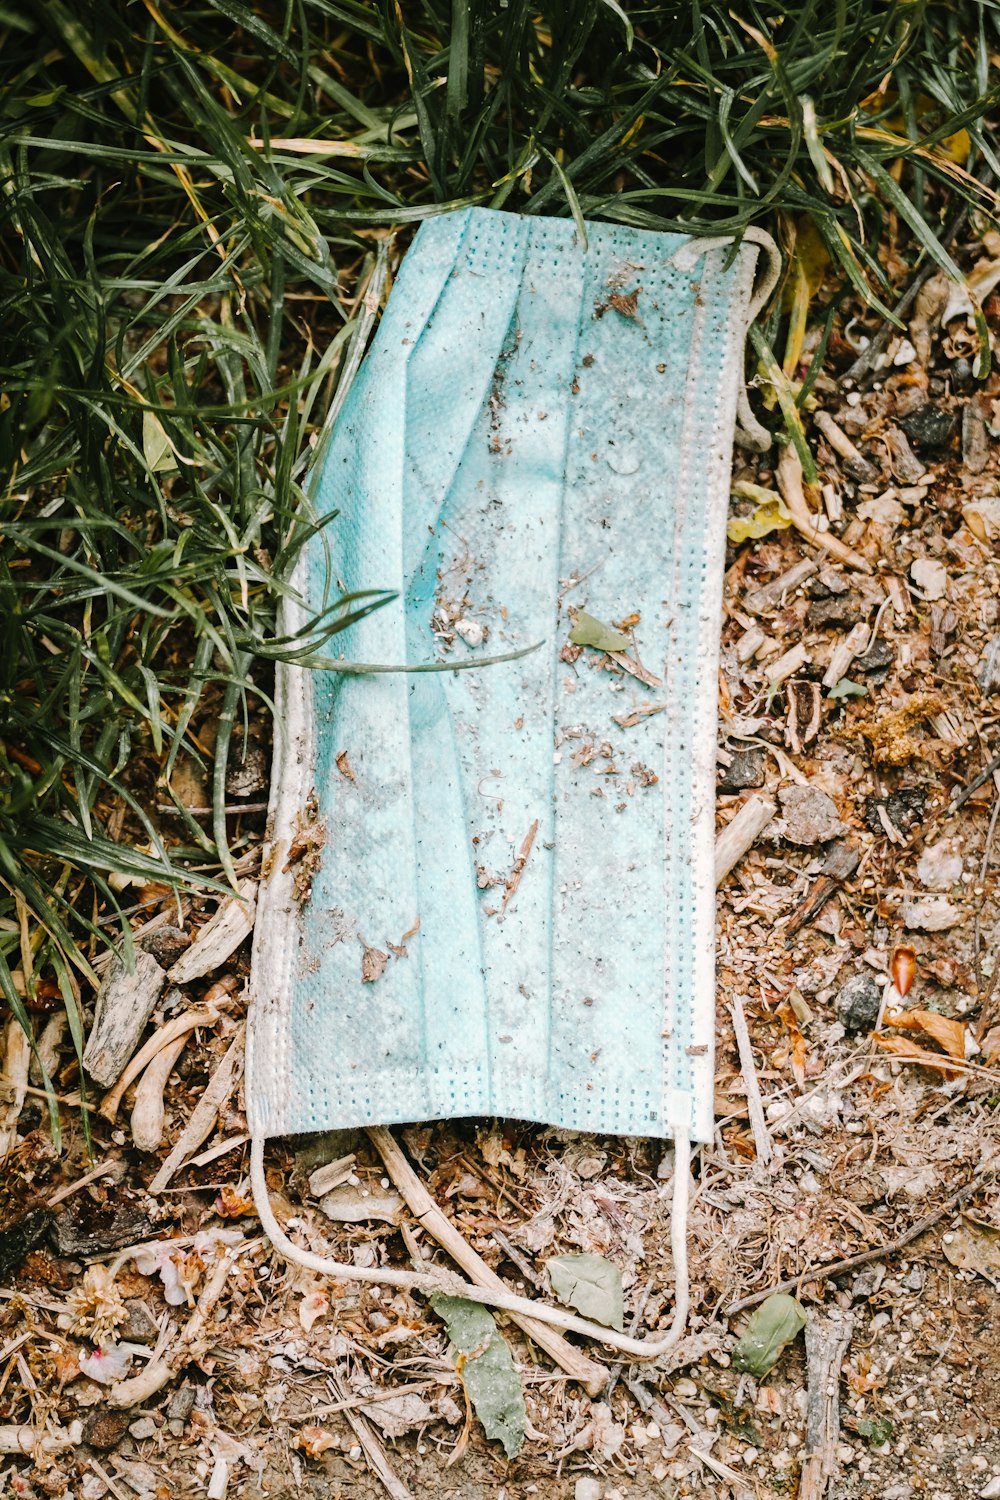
<box><xmin>4</xmin><ymin>222</ymin><xmax>1000</xmax><ymax>1500</ymax></box>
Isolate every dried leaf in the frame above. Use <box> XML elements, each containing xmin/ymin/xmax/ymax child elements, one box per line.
<box><xmin>872</xmin><ymin>1034</ymin><xmax>963</xmax><ymax>1078</ymax></box>
<box><xmin>732</xmin><ymin>1292</ymin><xmax>807</xmax><ymax>1375</ymax></box>
<box><xmin>430</xmin><ymin>1295</ymin><xmax>525</xmax><ymax>1458</ymax></box>
<box><xmin>296</xmin><ymin>1425</ymin><xmax>338</xmax><ymax>1457</ymax></box>
<box><xmin>361</xmin><ymin>944</ymin><xmax>389</xmax><ymax>983</ymax></box>
<box><xmin>546</xmin><ymin>1252</ymin><xmax>624</xmax><ymax>1330</ymax></box>
<box><xmin>883</xmin><ymin>1007</ymin><xmax>966</xmax><ymax>1059</ymax></box>
<box><xmin>298</xmin><ymin>1290</ymin><xmax>329</xmax><ymax>1333</ymax></box>
<box><xmin>776</xmin><ymin>1002</ymin><xmax>807</xmax><ymax>1087</ymax></box>
<box><xmin>568</xmin><ymin>610</ymin><xmax>631</xmax><ymax>653</ymax></box>
<box><xmin>942</xmin><ymin>1216</ymin><xmax>1000</xmax><ymax>1281</ymax></box>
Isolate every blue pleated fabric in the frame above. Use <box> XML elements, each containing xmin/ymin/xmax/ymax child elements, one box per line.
<box><xmin>248</xmin><ymin>207</ymin><xmax>763</xmax><ymax>1144</ymax></box>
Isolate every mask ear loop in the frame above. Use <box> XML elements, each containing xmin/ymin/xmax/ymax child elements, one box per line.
<box><xmin>251</xmin><ymin>1128</ymin><xmax>690</xmax><ymax>1362</ymax></box>
<box><xmin>671</xmin><ymin>227</ymin><xmax>782</xmax><ymax>453</ymax></box>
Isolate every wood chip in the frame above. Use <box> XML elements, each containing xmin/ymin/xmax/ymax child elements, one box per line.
<box><xmin>167</xmin><ymin>881</ymin><xmax>257</xmax><ymax>986</ymax></box>
<box><xmin>147</xmin><ymin>1025</ymin><xmax>245</xmax><ymax>1194</ymax></box>
<box><xmin>83</xmin><ymin>951</ymin><xmax>166</xmax><ymax>1087</ymax></box>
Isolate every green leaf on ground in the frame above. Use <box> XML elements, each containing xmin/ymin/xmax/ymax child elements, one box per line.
<box><xmin>827</xmin><ymin>678</ymin><xmax>868</xmax><ymax>700</ymax></box>
<box><xmin>546</xmin><ymin>1252</ymin><xmax>624</xmax><ymax>1330</ymax></box>
<box><xmin>430</xmin><ymin>1295</ymin><xmax>525</xmax><ymax>1458</ymax></box>
<box><xmin>568</xmin><ymin>611</ymin><xmax>631</xmax><ymax>653</ymax></box>
<box><xmin>732</xmin><ymin>1293</ymin><xmax>807</xmax><ymax>1375</ymax></box>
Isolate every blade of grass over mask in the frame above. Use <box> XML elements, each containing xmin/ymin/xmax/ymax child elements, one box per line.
<box><xmin>1</xmin><ymin>0</ymin><xmax>997</xmax><ymax>1149</ymax></box>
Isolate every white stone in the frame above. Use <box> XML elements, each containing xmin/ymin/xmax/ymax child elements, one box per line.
<box><xmin>910</xmin><ymin>558</ymin><xmax>948</xmax><ymax>601</ymax></box>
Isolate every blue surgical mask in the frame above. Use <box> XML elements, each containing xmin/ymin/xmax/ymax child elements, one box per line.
<box><xmin>248</xmin><ymin>206</ymin><xmax>777</xmax><ymax>1153</ymax></box>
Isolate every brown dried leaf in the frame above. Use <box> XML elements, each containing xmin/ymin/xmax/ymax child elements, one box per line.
<box><xmin>361</xmin><ymin>944</ymin><xmax>389</xmax><ymax>983</ymax></box>
<box><xmin>884</xmin><ymin>1006</ymin><xmax>966</xmax><ymax>1059</ymax></box>
<box><xmin>872</xmin><ymin>1034</ymin><xmax>963</xmax><ymax>1078</ymax></box>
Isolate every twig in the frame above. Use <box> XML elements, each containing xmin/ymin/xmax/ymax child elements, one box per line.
<box><xmin>776</xmin><ymin>446</ymin><xmax>872</xmax><ymax>574</ymax></box>
<box><xmin>603</xmin><ymin>1277</ymin><xmax>653</xmax><ymax>1404</ymax></box>
<box><xmin>798</xmin><ymin>1311</ymin><xmax>854</xmax><ymax>1500</ymax></box>
<box><xmin>367</xmin><ymin>1126</ymin><xmax>607</xmax><ymax>1395</ymax></box>
<box><xmin>946</xmin><ymin>746</ymin><xmax>1000</xmax><ymax>818</ymax></box>
<box><xmin>0</xmin><ymin>1422</ymin><xmax>82</xmax><ymax>1456</ymax></box>
<box><xmin>500</xmin><ymin>820</ymin><xmax>539</xmax><ymax>917</ymax></box>
<box><xmin>100</xmin><ymin>1003</ymin><xmax>222</xmax><ymax>1121</ymax></box>
<box><xmin>332</xmin><ymin>1372</ymin><xmax>416</xmax><ymax>1500</ymax></box>
<box><xmin>728</xmin><ymin>996</ymin><xmax>773</xmax><ymax>1167</ymax></box>
<box><xmin>743</xmin><ymin>557</ymin><xmax>818</xmax><ymax>614</ymax></box>
<box><xmin>47</xmin><ymin>1161</ymin><xmax>118</xmax><ymax>1209</ymax></box>
<box><xmin>148</xmin><ymin>1025</ymin><xmax>245</xmax><ymax>1194</ymax></box>
<box><xmin>716</xmin><ymin>795</ymin><xmax>776</xmax><ymax>886</ymax></box>
<box><xmin>83</xmin><ymin>952</ymin><xmax>166</xmax><ymax>1087</ymax></box>
<box><xmin>166</xmin><ymin>880</ymin><xmax>256</xmax><ymax>985</ymax></box>
<box><xmin>724</xmin><ymin>1170</ymin><xmax>989</xmax><ymax>1315</ymax></box>
<box><xmin>812</xmin><ymin>412</ymin><xmax>878</xmax><ymax>482</ymax></box>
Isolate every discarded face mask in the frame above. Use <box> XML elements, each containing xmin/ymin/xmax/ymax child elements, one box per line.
<box><xmin>248</xmin><ymin>206</ymin><xmax>779</xmax><ymax>1358</ymax></box>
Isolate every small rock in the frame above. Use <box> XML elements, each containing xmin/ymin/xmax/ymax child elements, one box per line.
<box><xmin>899</xmin><ymin>403</ymin><xmax>957</xmax><ymax>451</ymax></box>
<box><xmin>901</xmin><ymin>896</ymin><xmax>963</xmax><ymax>932</ymax></box>
<box><xmin>963</xmin><ymin>403</ymin><xmax>990</xmax><ymax>475</ymax></box>
<box><xmin>82</xmin><ymin>1408</ymin><xmax>131</xmax><ymax>1452</ymax></box>
<box><xmin>454</xmin><ymin>617</ymin><xmax>486</xmax><ymax>647</ymax></box>
<box><xmin>979</xmin><ymin>636</ymin><xmax>1000</xmax><ymax>694</ymax></box>
<box><xmin>916</xmin><ymin>837</ymin><xmax>964</xmax><ymax>891</ymax></box>
<box><xmin>910</xmin><ymin>557</ymin><xmax>948</xmax><ymax>601</ymax></box>
<box><xmin>951</xmin><ymin>357</ymin><xmax>975</xmax><ymax>394</ymax></box>
<box><xmin>807</xmin><ymin>594</ymin><xmax>862</xmax><ymax>629</ymax></box>
<box><xmin>812</xmin><ymin>566</ymin><xmax>851</xmax><ymax>596</ymax></box>
<box><xmin>673</xmin><ymin>1377</ymin><xmax>698</xmax><ymax>1400</ymax></box>
<box><xmin>854</xmin><ymin>638</ymin><xmax>894</xmax><ymax>675</ymax></box>
<box><xmin>886</xmin><ymin>426</ymin><xmax>926</xmax><ymax>484</ymax></box>
<box><xmin>980</xmin><ymin>1476</ymin><xmax>1000</xmax><ymax>1499</ymax></box>
<box><xmin>851</xmin><ymin>1263</ymin><xmax>885</xmax><ymax>1300</ymax></box>
<box><xmin>226</xmin><ymin>740</ymin><xmax>268</xmax><ymax>797</ymax></box>
<box><xmin>139</xmin><ymin>926</ymin><xmax>190</xmax><ymax>968</ymax></box>
<box><xmin>128</xmin><ymin>1417</ymin><xmax>157</xmax><ymax>1441</ymax></box>
<box><xmin>778</xmin><ymin>785</ymin><xmax>847</xmax><ymax>845</ymax></box>
<box><xmin>574</xmin><ymin>1478</ymin><xmax>603</xmax><ymax>1499</ymax></box>
<box><xmin>118</xmin><ymin>1300</ymin><xmax>159</xmax><ymax>1346</ymax></box>
<box><xmin>718</xmin><ymin>749</ymin><xmax>765</xmax><ymax>793</ymax></box>
<box><xmin>166</xmin><ymin>1383</ymin><xmax>196</xmax><ymax>1423</ymax></box>
<box><xmin>835</xmin><ymin>974</ymin><xmax>882</xmax><ymax>1033</ymax></box>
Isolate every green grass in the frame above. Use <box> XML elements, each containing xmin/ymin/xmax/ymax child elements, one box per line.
<box><xmin>0</xmin><ymin>0</ymin><xmax>997</xmax><ymax>1136</ymax></box>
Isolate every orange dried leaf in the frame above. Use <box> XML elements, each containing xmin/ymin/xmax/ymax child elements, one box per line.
<box><xmin>296</xmin><ymin>1425</ymin><xmax>338</xmax><ymax>1457</ymax></box>
<box><xmin>885</xmin><ymin>1006</ymin><xmax>966</xmax><ymax>1060</ymax></box>
<box><xmin>776</xmin><ymin>1002</ymin><xmax>808</xmax><ymax>1087</ymax></box>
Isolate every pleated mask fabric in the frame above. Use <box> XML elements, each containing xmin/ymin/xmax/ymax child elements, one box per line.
<box><xmin>248</xmin><ymin>206</ymin><xmax>773</xmax><ymax>1148</ymax></box>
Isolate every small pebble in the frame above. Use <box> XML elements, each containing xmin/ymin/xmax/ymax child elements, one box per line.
<box><xmin>575</xmin><ymin>1479</ymin><xmax>602</xmax><ymax>1500</ymax></box>
<box><xmin>129</xmin><ymin>1417</ymin><xmax>157</xmax><ymax>1441</ymax></box>
<box><xmin>673</xmin><ymin>1378</ymin><xmax>697</xmax><ymax>1400</ymax></box>
<box><xmin>835</xmin><ymin>973</ymin><xmax>882</xmax><ymax>1033</ymax></box>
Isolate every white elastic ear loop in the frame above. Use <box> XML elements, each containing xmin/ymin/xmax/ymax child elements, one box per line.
<box><xmin>251</xmin><ymin>1129</ymin><xmax>691</xmax><ymax>1362</ymax></box>
<box><xmin>671</xmin><ymin>227</ymin><xmax>782</xmax><ymax>453</ymax></box>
